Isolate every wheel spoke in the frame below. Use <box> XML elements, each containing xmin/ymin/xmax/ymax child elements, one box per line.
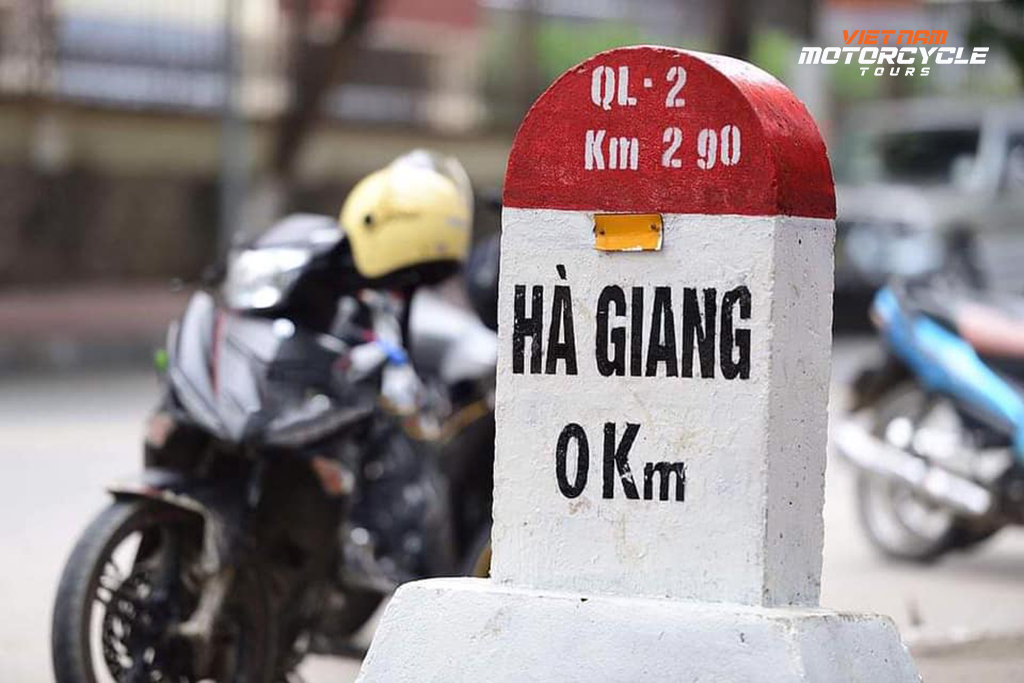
<box><xmin>64</xmin><ymin>505</ymin><xmax>263</xmax><ymax>683</ymax></box>
<box><xmin>84</xmin><ymin>514</ymin><xmax>209</xmax><ymax>683</ymax></box>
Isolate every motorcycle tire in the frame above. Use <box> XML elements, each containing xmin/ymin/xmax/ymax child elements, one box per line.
<box><xmin>854</xmin><ymin>383</ymin><xmax>1002</xmax><ymax>563</ymax></box>
<box><xmin>332</xmin><ymin>589</ymin><xmax>383</xmax><ymax>638</ymax></box>
<box><xmin>856</xmin><ymin>472</ymin><xmax>959</xmax><ymax>563</ymax></box>
<box><xmin>460</xmin><ymin>523</ymin><xmax>492</xmax><ymax>578</ymax></box>
<box><xmin>949</xmin><ymin>520</ymin><xmax>1003</xmax><ymax>550</ymax></box>
<box><xmin>52</xmin><ymin>500</ymin><xmax>277</xmax><ymax>683</ymax></box>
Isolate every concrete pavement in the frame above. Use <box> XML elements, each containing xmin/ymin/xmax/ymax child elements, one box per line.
<box><xmin>1</xmin><ymin>341</ymin><xmax>1023</xmax><ymax>681</ymax></box>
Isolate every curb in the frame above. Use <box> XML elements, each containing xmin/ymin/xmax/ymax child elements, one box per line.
<box><xmin>906</xmin><ymin>626</ymin><xmax>1024</xmax><ymax>659</ymax></box>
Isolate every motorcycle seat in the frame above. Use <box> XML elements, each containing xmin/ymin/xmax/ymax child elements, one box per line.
<box><xmin>957</xmin><ymin>299</ymin><xmax>1024</xmax><ymax>360</ymax></box>
<box><xmin>898</xmin><ymin>279</ymin><xmax>1024</xmax><ymax>360</ymax></box>
<box><xmin>408</xmin><ymin>289</ymin><xmax>496</xmax><ymax>385</ymax></box>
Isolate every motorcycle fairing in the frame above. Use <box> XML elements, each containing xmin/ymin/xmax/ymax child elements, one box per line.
<box><xmin>168</xmin><ymin>291</ymin><xmax>375</xmax><ymax>446</ymax></box>
<box><xmin>874</xmin><ymin>286</ymin><xmax>1024</xmax><ymax>459</ymax></box>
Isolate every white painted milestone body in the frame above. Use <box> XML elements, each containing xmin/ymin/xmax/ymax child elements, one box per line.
<box><xmin>492</xmin><ymin>46</ymin><xmax>837</xmax><ymax>607</ymax></box>
<box><xmin>494</xmin><ymin>211</ymin><xmax>833</xmax><ymax>605</ymax></box>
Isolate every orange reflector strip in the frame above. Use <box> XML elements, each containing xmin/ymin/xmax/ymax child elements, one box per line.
<box><xmin>594</xmin><ymin>214</ymin><xmax>663</xmax><ymax>252</ymax></box>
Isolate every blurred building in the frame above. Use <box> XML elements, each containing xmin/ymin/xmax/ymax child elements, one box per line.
<box><xmin>0</xmin><ymin>0</ymin><xmax>501</xmax><ymax>284</ymax></box>
<box><xmin>0</xmin><ymin>0</ymin><xmax>1019</xmax><ymax>287</ymax></box>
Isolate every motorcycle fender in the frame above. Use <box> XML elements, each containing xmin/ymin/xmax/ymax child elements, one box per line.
<box><xmin>107</xmin><ymin>468</ymin><xmax>238</xmax><ymax>574</ymax></box>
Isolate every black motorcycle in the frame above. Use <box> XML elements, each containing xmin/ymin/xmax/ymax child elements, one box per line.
<box><xmin>51</xmin><ymin>214</ymin><xmax>497</xmax><ymax>682</ymax></box>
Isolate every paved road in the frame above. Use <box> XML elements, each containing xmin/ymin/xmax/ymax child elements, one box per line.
<box><xmin>2</xmin><ymin>340</ymin><xmax>1023</xmax><ymax>681</ymax></box>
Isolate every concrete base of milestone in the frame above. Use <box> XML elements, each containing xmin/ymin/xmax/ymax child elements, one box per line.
<box><xmin>356</xmin><ymin>578</ymin><xmax>920</xmax><ymax>682</ymax></box>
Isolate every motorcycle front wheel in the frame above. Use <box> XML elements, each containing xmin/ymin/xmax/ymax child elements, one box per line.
<box><xmin>52</xmin><ymin>500</ymin><xmax>277</xmax><ymax>683</ymax></box>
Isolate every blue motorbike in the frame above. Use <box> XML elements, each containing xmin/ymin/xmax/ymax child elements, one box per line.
<box><xmin>835</xmin><ymin>279</ymin><xmax>1024</xmax><ymax>562</ymax></box>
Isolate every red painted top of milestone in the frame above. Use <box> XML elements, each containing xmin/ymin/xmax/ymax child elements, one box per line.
<box><xmin>503</xmin><ymin>46</ymin><xmax>836</xmax><ymax>219</ymax></box>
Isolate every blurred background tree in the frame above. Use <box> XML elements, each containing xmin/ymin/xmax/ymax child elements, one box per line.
<box><xmin>969</xmin><ymin>0</ymin><xmax>1024</xmax><ymax>85</ymax></box>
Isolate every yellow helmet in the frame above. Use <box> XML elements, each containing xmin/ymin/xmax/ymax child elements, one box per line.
<box><xmin>340</xmin><ymin>150</ymin><xmax>473</xmax><ymax>279</ymax></box>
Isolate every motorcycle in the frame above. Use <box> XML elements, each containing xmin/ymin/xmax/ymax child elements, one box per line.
<box><xmin>51</xmin><ymin>213</ymin><xmax>498</xmax><ymax>682</ymax></box>
<box><xmin>835</xmin><ymin>278</ymin><xmax>1024</xmax><ymax>562</ymax></box>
